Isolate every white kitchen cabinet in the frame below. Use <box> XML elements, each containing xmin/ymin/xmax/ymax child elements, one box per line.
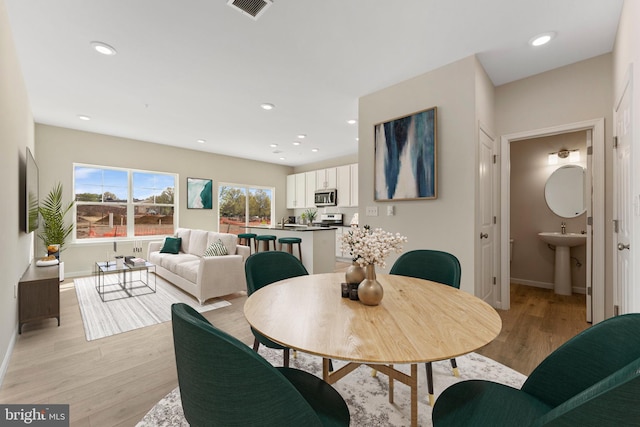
<box><xmin>316</xmin><ymin>168</ymin><xmax>337</xmax><ymax>190</ymax></box>
<box><xmin>305</xmin><ymin>171</ymin><xmax>316</xmax><ymax>208</ymax></box>
<box><xmin>286</xmin><ymin>173</ymin><xmax>306</xmax><ymax>208</ymax></box>
<box><xmin>335</xmin><ymin>226</ymin><xmax>344</xmax><ymax>258</ymax></box>
<box><xmin>295</xmin><ymin>173</ymin><xmax>306</xmax><ymax>208</ymax></box>
<box><xmin>350</xmin><ymin>163</ymin><xmax>358</xmax><ymax>207</ymax></box>
<box><xmin>336</xmin><ymin>165</ymin><xmax>351</xmax><ymax>207</ymax></box>
<box><xmin>286</xmin><ymin>174</ymin><xmax>296</xmax><ymax>209</ymax></box>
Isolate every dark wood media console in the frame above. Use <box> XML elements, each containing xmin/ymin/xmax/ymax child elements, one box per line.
<box><xmin>18</xmin><ymin>262</ymin><xmax>60</xmax><ymax>334</ymax></box>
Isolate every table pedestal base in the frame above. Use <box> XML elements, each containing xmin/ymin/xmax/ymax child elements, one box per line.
<box><xmin>323</xmin><ymin>359</ymin><xmax>419</xmax><ymax>427</ymax></box>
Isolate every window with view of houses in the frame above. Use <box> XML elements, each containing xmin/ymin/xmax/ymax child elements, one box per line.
<box><xmin>74</xmin><ymin>165</ymin><xmax>176</xmax><ymax>240</ymax></box>
<box><xmin>218</xmin><ymin>183</ymin><xmax>273</xmax><ymax>234</ymax></box>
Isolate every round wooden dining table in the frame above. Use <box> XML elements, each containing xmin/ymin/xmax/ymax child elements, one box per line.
<box><xmin>244</xmin><ymin>272</ymin><xmax>502</xmax><ymax>427</ymax></box>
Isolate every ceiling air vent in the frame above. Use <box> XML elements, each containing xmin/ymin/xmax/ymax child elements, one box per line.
<box><xmin>227</xmin><ymin>0</ymin><xmax>273</xmax><ymax>21</ymax></box>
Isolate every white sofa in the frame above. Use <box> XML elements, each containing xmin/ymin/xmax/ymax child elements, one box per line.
<box><xmin>147</xmin><ymin>228</ymin><xmax>250</xmax><ymax>304</ymax></box>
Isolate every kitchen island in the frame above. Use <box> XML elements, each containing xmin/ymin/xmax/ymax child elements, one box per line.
<box><xmin>249</xmin><ymin>226</ymin><xmax>336</xmax><ymax>274</ymax></box>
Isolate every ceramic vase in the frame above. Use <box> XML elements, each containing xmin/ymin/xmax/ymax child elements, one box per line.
<box><xmin>345</xmin><ymin>262</ymin><xmax>365</xmax><ymax>284</ymax></box>
<box><xmin>358</xmin><ymin>264</ymin><xmax>383</xmax><ymax>306</ymax></box>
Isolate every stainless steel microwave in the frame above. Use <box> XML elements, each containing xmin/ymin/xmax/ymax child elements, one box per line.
<box><xmin>315</xmin><ymin>188</ymin><xmax>337</xmax><ymax>206</ymax></box>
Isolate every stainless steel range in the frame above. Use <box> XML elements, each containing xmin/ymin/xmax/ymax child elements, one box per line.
<box><xmin>316</xmin><ymin>213</ymin><xmax>343</xmax><ymax>227</ymax></box>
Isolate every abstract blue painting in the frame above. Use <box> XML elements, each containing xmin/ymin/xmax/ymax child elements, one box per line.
<box><xmin>187</xmin><ymin>177</ymin><xmax>212</xmax><ymax>209</ymax></box>
<box><xmin>374</xmin><ymin>107</ymin><xmax>437</xmax><ymax>200</ymax></box>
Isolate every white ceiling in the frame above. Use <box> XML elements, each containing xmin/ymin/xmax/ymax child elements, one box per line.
<box><xmin>6</xmin><ymin>0</ymin><xmax>623</xmax><ymax>166</ymax></box>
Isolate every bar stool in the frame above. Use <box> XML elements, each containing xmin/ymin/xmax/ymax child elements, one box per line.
<box><xmin>255</xmin><ymin>235</ymin><xmax>277</xmax><ymax>252</ymax></box>
<box><xmin>238</xmin><ymin>233</ymin><xmax>257</xmax><ymax>253</ymax></box>
<box><xmin>278</xmin><ymin>237</ymin><xmax>302</xmax><ymax>263</ymax></box>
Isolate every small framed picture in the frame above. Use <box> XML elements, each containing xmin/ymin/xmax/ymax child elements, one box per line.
<box><xmin>187</xmin><ymin>178</ymin><xmax>212</xmax><ymax>209</ymax></box>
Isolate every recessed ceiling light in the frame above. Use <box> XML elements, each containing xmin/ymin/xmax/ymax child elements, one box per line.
<box><xmin>297</xmin><ymin>134</ymin><xmax>306</xmax><ymax>139</ymax></box>
<box><xmin>261</xmin><ymin>103</ymin><xmax>275</xmax><ymax>110</ymax></box>
<box><xmin>269</xmin><ymin>143</ymin><xmax>278</xmax><ymax>148</ymax></box>
<box><xmin>311</xmin><ymin>148</ymin><xmax>319</xmax><ymax>152</ymax></box>
<box><xmin>77</xmin><ymin>115</ymin><xmax>91</xmax><ymax>121</ymax></box>
<box><xmin>347</xmin><ymin>119</ymin><xmax>357</xmax><ymax>125</ymax></box>
<box><xmin>90</xmin><ymin>41</ymin><xmax>117</xmax><ymax>56</ymax></box>
<box><xmin>197</xmin><ymin>139</ymin><xmax>206</xmax><ymax>144</ymax></box>
<box><xmin>529</xmin><ymin>32</ymin><xmax>556</xmax><ymax>47</ymax></box>
<box><xmin>293</xmin><ymin>141</ymin><xmax>301</xmax><ymax>146</ymax></box>
<box><xmin>279</xmin><ymin>157</ymin><xmax>286</xmax><ymax>160</ymax></box>
<box><xmin>356</xmin><ymin>137</ymin><xmax>359</xmax><ymax>142</ymax></box>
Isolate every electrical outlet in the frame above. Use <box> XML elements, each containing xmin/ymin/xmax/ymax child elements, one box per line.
<box><xmin>366</xmin><ymin>206</ymin><xmax>378</xmax><ymax>216</ymax></box>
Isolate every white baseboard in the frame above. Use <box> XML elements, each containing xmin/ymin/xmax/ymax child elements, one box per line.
<box><xmin>0</xmin><ymin>323</ymin><xmax>18</xmax><ymax>389</ymax></box>
<box><xmin>511</xmin><ymin>277</ymin><xmax>586</xmax><ymax>294</ymax></box>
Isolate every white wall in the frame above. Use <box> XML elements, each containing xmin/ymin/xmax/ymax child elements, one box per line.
<box><xmin>495</xmin><ymin>53</ymin><xmax>613</xmax><ymax>315</ymax></box>
<box><xmin>35</xmin><ymin>124</ymin><xmax>293</xmax><ymax>277</ymax></box>
<box><xmin>0</xmin><ymin>0</ymin><xmax>35</xmax><ymax>385</ymax></box>
<box><xmin>358</xmin><ymin>56</ymin><xmax>479</xmax><ymax>293</ymax></box>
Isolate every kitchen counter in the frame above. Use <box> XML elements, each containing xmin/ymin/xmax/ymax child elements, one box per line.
<box><xmin>250</xmin><ymin>226</ymin><xmax>336</xmax><ymax>274</ymax></box>
<box><xmin>252</xmin><ymin>225</ymin><xmax>337</xmax><ymax>232</ymax></box>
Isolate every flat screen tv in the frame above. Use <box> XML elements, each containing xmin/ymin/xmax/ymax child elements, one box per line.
<box><xmin>26</xmin><ymin>147</ymin><xmax>39</xmax><ymax>233</ymax></box>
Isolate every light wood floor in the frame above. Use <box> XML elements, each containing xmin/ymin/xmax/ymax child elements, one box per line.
<box><xmin>0</xmin><ymin>272</ymin><xmax>588</xmax><ymax>426</ymax></box>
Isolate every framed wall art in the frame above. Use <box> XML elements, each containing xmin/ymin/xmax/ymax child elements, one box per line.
<box><xmin>187</xmin><ymin>177</ymin><xmax>213</xmax><ymax>209</ymax></box>
<box><xmin>374</xmin><ymin>106</ymin><xmax>437</xmax><ymax>201</ymax></box>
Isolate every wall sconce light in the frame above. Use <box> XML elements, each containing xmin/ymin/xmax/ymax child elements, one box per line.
<box><xmin>548</xmin><ymin>148</ymin><xmax>580</xmax><ymax>165</ymax></box>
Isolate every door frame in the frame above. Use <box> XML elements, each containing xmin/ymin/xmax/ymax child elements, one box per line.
<box><xmin>499</xmin><ymin>118</ymin><xmax>605</xmax><ymax>323</ymax></box>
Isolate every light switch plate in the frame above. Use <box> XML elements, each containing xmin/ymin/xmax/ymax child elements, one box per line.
<box><xmin>366</xmin><ymin>206</ymin><xmax>378</xmax><ymax>216</ymax></box>
<box><xmin>387</xmin><ymin>205</ymin><xmax>394</xmax><ymax>216</ymax></box>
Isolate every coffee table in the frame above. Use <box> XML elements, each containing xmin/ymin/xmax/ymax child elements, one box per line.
<box><xmin>244</xmin><ymin>272</ymin><xmax>501</xmax><ymax>426</ymax></box>
<box><xmin>94</xmin><ymin>261</ymin><xmax>156</xmax><ymax>302</ymax></box>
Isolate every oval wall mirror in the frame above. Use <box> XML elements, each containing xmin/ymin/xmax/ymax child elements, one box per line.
<box><xmin>544</xmin><ymin>165</ymin><xmax>586</xmax><ymax>218</ymax></box>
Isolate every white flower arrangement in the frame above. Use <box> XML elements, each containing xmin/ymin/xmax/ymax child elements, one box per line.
<box><xmin>341</xmin><ymin>225</ymin><xmax>407</xmax><ymax>268</ymax></box>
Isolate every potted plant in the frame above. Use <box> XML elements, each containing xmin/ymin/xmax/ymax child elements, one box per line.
<box><xmin>304</xmin><ymin>209</ymin><xmax>318</xmax><ymax>225</ymax></box>
<box><xmin>38</xmin><ymin>182</ymin><xmax>75</xmax><ymax>259</ymax></box>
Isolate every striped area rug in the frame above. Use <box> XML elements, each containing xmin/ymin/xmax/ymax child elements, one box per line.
<box><xmin>74</xmin><ymin>273</ymin><xmax>231</xmax><ymax>341</ymax></box>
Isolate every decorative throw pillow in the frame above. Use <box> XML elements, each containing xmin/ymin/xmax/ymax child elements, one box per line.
<box><xmin>204</xmin><ymin>239</ymin><xmax>228</xmax><ymax>257</ymax></box>
<box><xmin>160</xmin><ymin>237</ymin><xmax>182</xmax><ymax>254</ymax></box>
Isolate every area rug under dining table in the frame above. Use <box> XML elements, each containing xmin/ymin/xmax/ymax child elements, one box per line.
<box><xmin>74</xmin><ymin>274</ymin><xmax>230</xmax><ymax>341</ymax></box>
<box><xmin>136</xmin><ymin>347</ymin><xmax>526</xmax><ymax>426</ymax></box>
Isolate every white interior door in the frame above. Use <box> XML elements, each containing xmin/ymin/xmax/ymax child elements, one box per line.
<box><xmin>477</xmin><ymin>126</ymin><xmax>496</xmax><ymax>306</ymax></box>
<box><xmin>585</xmin><ymin>130</ymin><xmax>593</xmax><ymax>322</ymax></box>
<box><xmin>613</xmin><ymin>74</ymin><xmax>633</xmax><ymax>316</ymax></box>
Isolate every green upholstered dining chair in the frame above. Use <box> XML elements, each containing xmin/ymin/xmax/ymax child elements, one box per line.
<box><xmin>389</xmin><ymin>249</ymin><xmax>462</xmax><ymax>406</ymax></box>
<box><xmin>432</xmin><ymin>313</ymin><xmax>640</xmax><ymax>426</ymax></box>
<box><xmin>245</xmin><ymin>251</ymin><xmax>309</xmax><ymax>367</ymax></box>
<box><xmin>171</xmin><ymin>303</ymin><xmax>350</xmax><ymax>426</ymax></box>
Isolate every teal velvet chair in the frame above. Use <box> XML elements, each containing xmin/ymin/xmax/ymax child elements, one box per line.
<box><xmin>389</xmin><ymin>249</ymin><xmax>462</xmax><ymax>406</ymax></box>
<box><xmin>432</xmin><ymin>313</ymin><xmax>640</xmax><ymax>426</ymax></box>
<box><xmin>245</xmin><ymin>251</ymin><xmax>309</xmax><ymax>367</ymax></box>
<box><xmin>171</xmin><ymin>303</ymin><xmax>350</xmax><ymax>426</ymax></box>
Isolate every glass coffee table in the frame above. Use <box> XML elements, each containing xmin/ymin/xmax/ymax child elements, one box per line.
<box><xmin>94</xmin><ymin>261</ymin><xmax>156</xmax><ymax>302</ymax></box>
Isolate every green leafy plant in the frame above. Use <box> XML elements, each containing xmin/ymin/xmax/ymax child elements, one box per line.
<box><xmin>304</xmin><ymin>209</ymin><xmax>317</xmax><ymax>223</ymax></box>
<box><xmin>38</xmin><ymin>182</ymin><xmax>75</xmax><ymax>253</ymax></box>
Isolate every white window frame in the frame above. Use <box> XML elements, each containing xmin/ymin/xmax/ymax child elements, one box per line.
<box><xmin>73</xmin><ymin>163</ymin><xmax>178</xmax><ymax>242</ymax></box>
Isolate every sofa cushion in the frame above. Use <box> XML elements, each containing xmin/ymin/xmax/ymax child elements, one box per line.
<box><xmin>204</xmin><ymin>239</ymin><xmax>229</xmax><ymax>256</ymax></box>
<box><xmin>161</xmin><ymin>253</ymin><xmax>200</xmax><ymax>273</ymax></box>
<box><xmin>160</xmin><ymin>237</ymin><xmax>181</xmax><ymax>254</ymax></box>
<box><xmin>175</xmin><ymin>228</ymin><xmax>192</xmax><ymax>253</ymax></box>
<box><xmin>188</xmin><ymin>229</ymin><xmax>209</xmax><ymax>256</ymax></box>
<box><xmin>175</xmin><ymin>260</ymin><xmax>200</xmax><ymax>284</ymax></box>
<box><xmin>209</xmin><ymin>232</ymin><xmax>237</xmax><ymax>255</ymax></box>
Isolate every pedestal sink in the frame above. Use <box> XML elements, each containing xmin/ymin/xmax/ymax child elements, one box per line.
<box><xmin>538</xmin><ymin>232</ymin><xmax>587</xmax><ymax>295</ymax></box>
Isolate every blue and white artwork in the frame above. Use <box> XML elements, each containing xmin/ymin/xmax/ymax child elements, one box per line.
<box><xmin>187</xmin><ymin>178</ymin><xmax>212</xmax><ymax>209</ymax></box>
<box><xmin>375</xmin><ymin>107</ymin><xmax>437</xmax><ymax>200</ymax></box>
